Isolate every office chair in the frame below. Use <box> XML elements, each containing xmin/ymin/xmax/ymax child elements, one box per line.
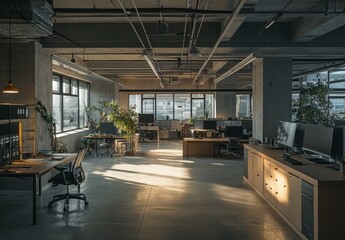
<box><xmin>100</xmin><ymin>139</ymin><xmax>112</xmax><ymax>157</ymax></box>
<box><xmin>224</xmin><ymin>126</ymin><xmax>244</xmax><ymax>158</ymax></box>
<box><xmin>48</xmin><ymin>148</ymin><xmax>89</xmax><ymax>211</ymax></box>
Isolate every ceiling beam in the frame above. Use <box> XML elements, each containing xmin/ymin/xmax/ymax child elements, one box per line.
<box><xmin>293</xmin><ymin>1</ymin><xmax>345</xmax><ymax>42</ymax></box>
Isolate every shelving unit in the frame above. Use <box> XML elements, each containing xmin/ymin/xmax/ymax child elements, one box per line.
<box><xmin>0</xmin><ymin>104</ymin><xmax>35</xmax><ymax>162</ymax></box>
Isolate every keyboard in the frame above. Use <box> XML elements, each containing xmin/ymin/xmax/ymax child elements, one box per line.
<box><xmin>305</xmin><ymin>158</ymin><xmax>329</xmax><ymax>164</ymax></box>
<box><xmin>266</xmin><ymin>145</ymin><xmax>284</xmax><ymax>150</ymax></box>
<box><xmin>284</xmin><ymin>157</ymin><xmax>303</xmax><ymax>165</ymax></box>
<box><xmin>51</xmin><ymin>156</ymin><xmax>65</xmax><ymax>161</ymax></box>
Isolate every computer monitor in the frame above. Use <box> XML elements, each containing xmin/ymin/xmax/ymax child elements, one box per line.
<box><xmin>302</xmin><ymin>124</ymin><xmax>334</xmax><ymax>157</ymax></box>
<box><xmin>225</xmin><ymin>126</ymin><xmax>243</xmax><ymax>138</ymax></box>
<box><xmin>139</xmin><ymin>114</ymin><xmax>154</xmax><ymax>124</ymax></box>
<box><xmin>99</xmin><ymin>122</ymin><xmax>118</xmax><ymax>135</ymax></box>
<box><xmin>241</xmin><ymin>119</ymin><xmax>252</xmax><ymax>130</ymax></box>
<box><xmin>275</xmin><ymin>121</ymin><xmax>297</xmax><ymax>149</ymax></box>
<box><xmin>203</xmin><ymin>120</ymin><xmax>217</xmax><ymax>130</ymax></box>
<box><xmin>331</xmin><ymin>126</ymin><xmax>344</xmax><ymax>162</ymax></box>
<box><xmin>293</xmin><ymin>123</ymin><xmax>304</xmax><ymax>151</ymax></box>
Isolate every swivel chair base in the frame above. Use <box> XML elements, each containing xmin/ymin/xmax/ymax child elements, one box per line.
<box><xmin>48</xmin><ymin>192</ymin><xmax>89</xmax><ymax>212</ymax></box>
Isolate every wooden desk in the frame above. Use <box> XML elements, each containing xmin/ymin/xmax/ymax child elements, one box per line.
<box><xmin>0</xmin><ymin>153</ymin><xmax>77</xmax><ymax>225</ymax></box>
<box><xmin>183</xmin><ymin>137</ymin><xmax>229</xmax><ymax>158</ymax></box>
<box><xmin>84</xmin><ymin>135</ymin><xmax>124</xmax><ymax>155</ymax></box>
<box><xmin>139</xmin><ymin>125</ymin><xmax>160</xmax><ymax>142</ymax></box>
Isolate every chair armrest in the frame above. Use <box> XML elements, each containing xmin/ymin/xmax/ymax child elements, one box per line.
<box><xmin>54</xmin><ymin>166</ymin><xmax>69</xmax><ymax>172</ymax></box>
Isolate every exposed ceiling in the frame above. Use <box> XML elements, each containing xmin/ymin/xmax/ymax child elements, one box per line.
<box><xmin>2</xmin><ymin>0</ymin><xmax>345</xmax><ymax>89</ymax></box>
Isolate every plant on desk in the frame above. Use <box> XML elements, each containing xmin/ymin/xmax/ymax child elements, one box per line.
<box><xmin>35</xmin><ymin>98</ymin><xmax>67</xmax><ymax>153</ymax></box>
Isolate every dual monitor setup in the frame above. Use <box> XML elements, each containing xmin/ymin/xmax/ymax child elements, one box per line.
<box><xmin>275</xmin><ymin>121</ymin><xmax>344</xmax><ymax>163</ymax></box>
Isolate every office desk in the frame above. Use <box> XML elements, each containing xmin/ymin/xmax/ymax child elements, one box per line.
<box><xmin>139</xmin><ymin>126</ymin><xmax>160</xmax><ymax>142</ymax></box>
<box><xmin>183</xmin><ymin>137</ymin><xmax>229</xmax><ymax>158</ymax></box>
<box><xmin>84</xmin><ymin>135</ymin><xmax>124</xmax><ymax>155</ymax></box>
<box><xmin>0</xmin><ymin>153</ymin><xmax>77</xmax><ymax>225</ymax></box>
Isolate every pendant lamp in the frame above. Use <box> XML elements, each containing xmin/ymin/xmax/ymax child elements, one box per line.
<box><xmin>2</xmin><ymin>9</ymin><xmax>19</xmax><ymax>94</ymax></box>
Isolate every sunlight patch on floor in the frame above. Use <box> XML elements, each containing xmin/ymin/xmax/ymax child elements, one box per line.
<box><xmin>148</xmin><ymin>148</ymin><xmax>182</xmax><ymax>157</ymax></box>
<box><xmin>211</xmin><ymin>184</ymin><xmax>259</xmax><ymax>206</ymax></box>
<box><xmin>92</xmin><ymin>162</ymin><xmax>191</xmax><ymax>192</ymax></box>
<box><xmin>156</xmin><ymin>158</ymin><xmax>195</xmax><ymax>164</ymax></box>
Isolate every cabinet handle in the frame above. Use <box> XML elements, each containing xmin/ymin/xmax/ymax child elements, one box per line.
<box><xmin>270</xmin><ymin>188</ymin><xmax>272</xmax><ymax>190</ymax></box>
<box><xmin>265</xmin><ymin>183</ymin><xmax>268</xmax><ymax>185</ymax></box>
<box><xmin>275</xmin><ymin>192</ymin><xmax>278</xmax><ymax>194</ymax></box>
<box><xmin>276</xmin><ymin>179</ymin><xmax>278</xmax><ymax>181</ymax></box>
<box><xmin>275</xmin><ymin>167</ymin><xmax>278</xmax><ymax>170</ymax></box>
<box><xmin>284</xmin><ymin>185</ymin><xmax>286</xmax><ymax>187</ymax></box>
<box><xmin>270</xmin><ymin>175</ymin><xmax>272</xmax><ymax>178</ymax></box>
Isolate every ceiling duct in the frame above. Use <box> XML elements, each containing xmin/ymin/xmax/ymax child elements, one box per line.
<box><xmin>0</xmin><ymin>0</ymin><xmax>53</xmax><ymax>38</ymax></box>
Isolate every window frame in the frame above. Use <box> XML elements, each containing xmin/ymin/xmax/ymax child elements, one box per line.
<box><xmin>52</xmin><ymin>73</ymin><xmax>90</xmax><ymax>133</ymax></box>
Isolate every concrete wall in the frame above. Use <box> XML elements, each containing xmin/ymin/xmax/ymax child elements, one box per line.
<box><xmin>35</xmin><ymin>42</ymin><xmax>53</xmax><ymax>151</ymax></box>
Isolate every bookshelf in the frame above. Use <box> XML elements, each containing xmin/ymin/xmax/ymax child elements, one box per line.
<box><xmin>0</xmin><ymin>104</ymin><xmax>35</xmax><ymax>163</ymax></box>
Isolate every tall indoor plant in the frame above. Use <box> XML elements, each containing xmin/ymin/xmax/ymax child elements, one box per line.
<box><xmin>292</xmin><ymin>78</ymin><xmax>334</xmax><ymax>126</ymax></box>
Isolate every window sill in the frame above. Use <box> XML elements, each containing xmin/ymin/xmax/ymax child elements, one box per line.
<box><xmin>56</xmin><ymin>128</ymin><xmax>89</xmax><ymax>138</ymax></box>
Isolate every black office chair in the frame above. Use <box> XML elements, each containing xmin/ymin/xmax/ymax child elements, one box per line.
<box><xmin>224</xmin><ymin>126</ymin><xmax>244</xmax><ymax>158</ymax></box>
<box><xmin>48</xmin><ymin>148</ymin><xmax>89</xmax><ymax>211</ymax></box>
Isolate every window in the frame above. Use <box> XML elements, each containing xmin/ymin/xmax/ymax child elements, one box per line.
<box><xmin>129</xmin><ymin>94</ymin><xmax>141</xmax><ymax>113</ymax></box>
<box><xmin>156</xmin><ymin>94</ymin><xmax>173</xmax><ymax>120</ymax></box>
<box><xmin>52</xmin><ymin>74</ymin><xmax>90</xmax><ymax>133</ymax></box>
<box><xmin>128</xmin><ymin>93</ymin><xmax>214</xmax><ymax>120</ymax></box>
<box><xmin>174</xmin><ymin>94</ymin><xmax>190</xmax><ymax>120</ymax></box>
<box><xmin>236</xmin><ymin>94</ymin><xmax>251</xmax><ymax>118</ymax></box>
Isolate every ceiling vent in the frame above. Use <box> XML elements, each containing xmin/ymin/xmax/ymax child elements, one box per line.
<box><xmin>168</xmin><ymin>77</ymin><xmax>180</xmax><ymax>86</ymax></box>
<box><xmin>0</xmin><ymin>0</ymin><xmax>53</xmax><ymax>39</ymax></box>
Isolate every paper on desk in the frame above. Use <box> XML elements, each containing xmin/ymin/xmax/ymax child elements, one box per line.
<box><xmin>22</xmin><ymin>159</ymin><xmax>47</xmax><ymax>163</ymax></box>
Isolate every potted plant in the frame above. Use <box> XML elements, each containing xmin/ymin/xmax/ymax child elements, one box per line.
<box><xmin>105</xmin><ymin>100</ymin><xmax>138</xmax><ymax>155</ymax></box>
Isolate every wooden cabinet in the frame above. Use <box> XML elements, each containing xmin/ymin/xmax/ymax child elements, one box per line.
<box><xmin>244</xmin><ymin>144</ymin><xmax>345</xmax><ymax>240</ymax></box>
<box><xmin>287</xmin><ymin>172</ymin><xmax>301</xmax><ymax>230</ymax></box>
<box><xmin>248</xmin><ymin>151</ymin><xmax>263</xmax><ymax>194</ymax></box>
<box><xmin>245</xmin><ymin>146</ymin><xmax>305</xmax><ymax>237</ymax></box>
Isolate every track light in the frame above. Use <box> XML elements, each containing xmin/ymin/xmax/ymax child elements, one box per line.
<box><xmin>216</xmin><ymin>53</ymin><xmax>256</xmax><ymax>83</ymax></box>
<box><xmin>143</xmin><ymin>50</ymin><xmax>164</xmax><ymax>88</ymax></box>
<box><xmin>264</xmin><ymin>12</ymin><xmax>283</xmax><ymax>29</ymax></box>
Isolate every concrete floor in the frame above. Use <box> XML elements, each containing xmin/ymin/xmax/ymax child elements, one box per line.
<box><xmin>0</xmin><ymin>140</ymin><xmax>301</xmax><ymax>240</ymax></box>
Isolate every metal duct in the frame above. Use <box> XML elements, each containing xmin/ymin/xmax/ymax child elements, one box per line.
<box><xmin>0</xmin><ymin>0</ymin><xmax>53</xmax><ymax>38</ymax></box>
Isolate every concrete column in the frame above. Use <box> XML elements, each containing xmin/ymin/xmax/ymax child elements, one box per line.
<box><xmin>252</xmin><ymin>57</ymin><xmax>292</xmax><ymax>142</ymax></box>
<box><xmin>216</xmin><ymin>92</ymin><xmax>236</xmax><ymax>119</ymax></box>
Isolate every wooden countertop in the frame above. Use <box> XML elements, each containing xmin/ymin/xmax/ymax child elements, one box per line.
<box><xmin>244</xmin><ymin>143</ymin><xmax>345</xmax><ymax>187</ymax></box>
<box><xmin>183</xmin><ymin>137</ymin><xmax>229</xmax><ymax>142</ymax></box>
